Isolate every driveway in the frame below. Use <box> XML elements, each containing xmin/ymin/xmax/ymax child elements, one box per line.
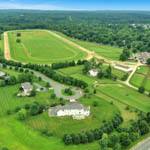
<box><xmin>31</xmin><ymin>70</ymin><xmax>83</xmax><ymax>100</ymax></box>
<box><xmin>131</xmin><ymin>137</ymin><xmax>150</xmax><ymax>150</ymax></box>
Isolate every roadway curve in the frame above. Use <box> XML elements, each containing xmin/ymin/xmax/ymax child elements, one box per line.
<box><xmin>131</xmin><ymin>137</ymin><xmax>150</xmax><ymax>150</ymax></box>
<box><xmin>31</xmin><ymin>70</ymin><xmax>83</xmax><ymax>100</ymax></box>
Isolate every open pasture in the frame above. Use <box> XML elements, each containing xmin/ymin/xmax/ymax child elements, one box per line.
<box><xmin>130</xmin><ymin>66</ymin><xmax>150</xmax><ymax>91</ymax></box>
<box><xmin>25</xmin><ymin>96</ymin><xmax>119</xmax><ymax>138</ymax></box>
<box><xmin>98</xmin><ymin>84</ymin><xmax>150</xmax><ymax>112</ymax></box>
<box><xmin>56</xmin><ymin>32</ymin><xmax>123</xmax><ymax>60</ymax></box>
<box><xmin>0</xmin><ymin>67</ymin><xmax>118</xmax><ymax>150</ymax></box>
<box><xmin>8</xmin><ymin>30</ymin><xmax>86</xmax><ymax>64</ymax></box>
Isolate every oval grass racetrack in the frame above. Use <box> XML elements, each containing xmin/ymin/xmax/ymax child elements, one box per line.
<box><xmin>8</xmin><ymin>30</ymin><xmax>86</xmax><ymax>64</ymax></box>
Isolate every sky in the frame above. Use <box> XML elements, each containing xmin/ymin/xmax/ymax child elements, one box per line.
<box><xmin>0</xmin><ymin>0</ymin><xmax>150</xmax><ymax>10</ymax></box>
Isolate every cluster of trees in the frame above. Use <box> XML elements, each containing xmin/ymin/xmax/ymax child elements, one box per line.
<box><xmin>14</xmin><ymin>102</ymin><xmax>46</xmax><ymax>120</ymax></box>
<box><xmin>51</xmin><ymin>60</ymin><xmax>86</xmax><ymax>70</ymax></box>
<box><xmin>147</xmin><ymin>58</ymin><xmax>150</xmax><ymax>65</ymax></box>
<box><xmin>0</xmin><ymin>75</ymin><xmax>17</xmax><ymax>87</ymax></box>
<box><xmin>120</xmin><ymin>48</ymin><xmax>131</xmax><ymax>61</ymax></box>
<box><xmin>64</xmin><ymin>88</ymin><xmax>73</xmax><ymax>96</ymax></box>
<box><xmin>0</xmin><ymin>59</ymin><xmax>88</xmax><ymax>89</ymax></box>
<box><xmin>0</xmin><ymin>11</ymin><xmax>150</xmax><ymax>61</ymax></box>
<box><xmin>63</xmin><ymin>114</ymin><xmax>123</xmax><ymax>145</ymax></box>
<box><xmin>100</xmin><ymin>112</ymin><xmax>150</xmax><ymax>149</ymax></box>
<box><xmin>0</xmin><ymin>71</ymin><xmax>34</xmax><ymax>87</ymax></box>
<box><xmin>83</xmin><ymin>59</ymin><xmax>117</xmax><ymax>80</ymax></box>
<box><xmin>97</xmin><ymin>65</ymin><xmax>116</xmax><ymax>80</ymax></box>
<box><xmin>83</xmin><ymin>58</ymin><xmax>101</xmax><ymax>74</ymax></box>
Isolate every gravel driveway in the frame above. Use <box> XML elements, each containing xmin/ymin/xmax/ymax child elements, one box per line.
<box><xmin>131</xmin><ymin>137</ymin><xmax>150</xmax><ymax>150</ymax></box>
<box><xmin>32</xmin><ymin>70</ymin><xmax>83</xmax><ymax>100</ymax></box>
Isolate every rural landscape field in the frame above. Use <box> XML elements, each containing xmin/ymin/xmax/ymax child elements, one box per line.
<box><xmin>0</xmin><ymin>1</ymin><xmax>150</xmax><ymax>150</ymax></box>
<box><xmin>8</xmin><ymin>30</ymin><xmax>86</xmax><ymax>64</ymax></box>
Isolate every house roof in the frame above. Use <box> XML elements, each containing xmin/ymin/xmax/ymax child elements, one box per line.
<box><xmin>21</xmin><ymin>82</ymin><xmax>33</xmax><ymax>90</ymax></box>
<box><xmin>0</xmin><ymin>71</ymin><xmax>6</xmax><ymax>77</ymax></box>
<box><xmin>49</xmin><ymin>102</ymin><xmax>90</xmax><ymax>116</ymax></box>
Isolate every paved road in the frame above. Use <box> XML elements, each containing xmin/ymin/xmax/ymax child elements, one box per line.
<box><xmin>131</xmin><ymin>137</ymin><xmax>150</xmax><ymax>150</ymax></box>
<box><xmin>31</xmin><ymin>70</ymin><xmax>83</xmax><ymax>100</ymax></box>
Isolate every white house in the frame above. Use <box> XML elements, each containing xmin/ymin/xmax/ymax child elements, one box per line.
<box><xmin>18</xmin><ymin>82</ymin><xmax>33</xmax><ymax>96</ymax></box>
<box><xmin>0</xmin><ymin>71</ymin><xmax>6</xmax><ymax>79</ymax></box>
<box><xmin>49</xmin><ymin>102</ymin><xmax>90</xmax><ymax>120</ymax></box>
<box><xmin>89</xmin><ymin>69</ymin><xmax>99</xmax><ymax>77</ymax></box>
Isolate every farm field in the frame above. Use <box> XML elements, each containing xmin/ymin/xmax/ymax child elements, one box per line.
<box><xmin>56</xmin><ymin>32</ymin><xmax>123</xmax><ymax>60</ymax></box>
<box><xmin>0</xmin><ymin>67</ymin><xmax>119</xmax><ymax>150</ymax></box>
<box><xmin>58</xmin><ymin>64</ymin><xmax>127</xmax><ymax>83</ymax></box>
<box><xmin>97</xmin><ymin>84</ymin><xmax>150</xmax><ymax>112</ymax></box>
<box><xmin>8</xmin><ymin>30</ymin><xmax>86</xmax><ymax>64</ymax></box>
<box><xmin>0</xmin><ymin>79</ymin><xmax>118</xmax><ymax>150</ymax></box>
<box><xmin>130</xmin><ymin>66</ymin><xmax>150</xmax><ymax>91</ymax></box>
<box><xmin>58</xmin><ymin>65</ymin><xmax>150</xmax><ymax>112</ymax></box>
<box><xmin>25</xmin><ymin>96</ymin><xmax>119</xmax><ymax>138</ymax></box>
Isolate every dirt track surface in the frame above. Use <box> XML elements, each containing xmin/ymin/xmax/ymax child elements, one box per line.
<box><xmin>4</xmin><ymin>32</ymin><xmax>11</xmax><ymax>60</ymax></box>
<box><xmin>47</xmin><ymin>30</ymin><xmax>95</xmax><ymax>60</ymax></box>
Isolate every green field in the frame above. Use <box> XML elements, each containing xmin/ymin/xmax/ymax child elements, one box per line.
<box><xmin>130</xmin><ymin>66</ymin><xmax>150</xmax><ymax>91</ymax></box>
<box><xmin>56</xmin><ymin>32</ymin><xmax>123</xmax><ymax>60</ymax></box>
<box><xmin>0</xmin><ymin>67</ymin><xmax>120</xmax><ymax>150</ymax></box>
<box><xmin>8</xmin><ymin>30</ymin><xmax>86</xmax><ymax>64</ymax></box>
<box><xmin>25</xmin><ymin>96</ymin><xmax>119</xmax><ymax>138</ymax></box>
<box><xmin>58</xmin><ymin>65</ymin><xmax>127</xmax><ymax>82</ymax></box>
<box><xmin>58</xmin><ymin>65</ymin><xmax>150</xmax><ymax>113</ymax></box>
<box><xmin>97</xmin><ymin>84</ymin><xmax>150</xmax><ymax>112</ymax></box>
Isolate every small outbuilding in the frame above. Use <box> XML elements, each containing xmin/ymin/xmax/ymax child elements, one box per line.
<box><xmin>18</xmin><ymin>82</ymin><xmax>33</xmax><ymax>97</ymax></box>
<box><xmin>0</xmin><ymin>71</ymin><xmax>6</xmax><ymax>79</ymax></box>
<box><xmin>89</xmin><ymin>69</ymin><xmax>99</xmax><ymax>77</ymax></box>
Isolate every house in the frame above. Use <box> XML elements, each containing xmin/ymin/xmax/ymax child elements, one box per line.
<box><xmin>89</xmin><ymin>69</ymin><xmax>99</xmax><ymax>77</ymax></box>
<box><xmin>19</xmin><ymin>82</ymin><xmax>33</xmax><ymax>96</ymax></box>
<box><xmin>49</xmin><ymin>102</ymin><xmax>90</xmax><ymax>120</ymax></box>
<box><xmin>0</xmin><ymin>71</ymin><xmax>6</xmax><ymax>79</ymax></box>
<box><xmin>135</xmin><ymin>52</ymin><xmax>150</xmax><ymax>64</ymax></box>
<box><xmin>113</xmin><ymin>64</ymin><xmax>133</xmax><ymax>73</ymax></box>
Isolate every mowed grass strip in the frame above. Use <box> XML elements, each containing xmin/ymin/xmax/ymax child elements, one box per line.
<box><xmin>56</xmin><ymin>32</ymin><xmax>123</xmax><ymax>60</ymax></box>
<box><xmin>0</xmin><ymin>84</ymin><xmax>113</xmax><ymax>150</ymax></box>
<box><xmin>8</xmin><ymin>30</ymin><xmax>86</xmax><ymax>64</ymax></box>
<box><xmin>0</xmin><ymin>117</ymin><xmax>98</xmax><ymax>150</ymax></box>
<box><xmin>25</xmin><ymin>96</ymin><xmax>119</xmax><ymax>138</ymax></box>
<box><xmin>130</xmin><ymin>66</ymin><xmax>150</xmax><ymax>91</ymax></box>
<box><xmin>98</xmin><ymin>84</ymin><xmax>150</xmax><ymax>112</ymax></box>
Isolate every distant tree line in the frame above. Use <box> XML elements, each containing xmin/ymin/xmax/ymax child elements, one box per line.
<box><xmin>51</xmin><ymin>60</ymin><xmax>87</xmax><ymax>70</ymax></box>
<box><xmin>0</xmin><ymin>11</ymin><xmax>150</xmax><ymax>62</ymax></box>
<box><xmin>99</xmin><ymin>112</ymin><xmax>150</xmax><ymax>149</ymax></box>
<box><xmin>63</xmin><ymin>114</ymin><xmax>123</xmax><ymax>145</ymax></box>
<box><xmin>0</xmin><ymin>65</ymin><xmax>34</xmax><ymax>87</ymax></box>
<box><xmin>0</xmin><ymin>59</ymin><xmax>88</xmax><ymax>89</ymax></box>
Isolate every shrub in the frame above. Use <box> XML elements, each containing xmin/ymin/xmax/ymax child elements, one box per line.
<box><xmin>17</xmin><ymin>108</ymin><xmax>27</xmax><ymax>121</ymax></box>
<box><xmin>138</xmin><ymin>87</ymin><xmax>145</xmax><ymax>93</ymax></box>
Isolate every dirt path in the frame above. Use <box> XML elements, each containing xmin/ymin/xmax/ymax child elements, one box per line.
<box><xmin>47</xmin><ymin>30</ymin><xmax>97</xmax><ymax>60</ymax></box>
<box><xmin>131</xmin><ymin>137</ymin><xmax>150</xmax><ymax>150</ymax></box>
<box><xmin>4</xmin><ymin>32</ymin><xmax>11</xmax><ymax>60</ymax></box>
